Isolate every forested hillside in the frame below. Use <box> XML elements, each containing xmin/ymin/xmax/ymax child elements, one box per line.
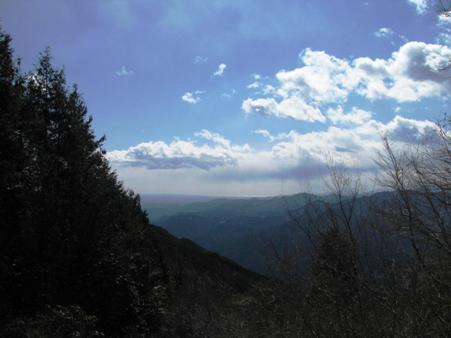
<box><xmin>0</xmin><ymin>27</ymin><xmax>167</xmax><ymax>336</ymax></box>
<box><xmin>145</xmin><ymin>193</ymin><xmax>322</xmax><ymax>273</ymax></box>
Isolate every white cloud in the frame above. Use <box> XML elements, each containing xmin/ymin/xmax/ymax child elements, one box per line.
<box><xmin>253</xmin><ymin>129</ymin><xmax>299</xmax><ymax>143</ymax></box>
<box><xmin>244</xmin><ymin>41</ymin><xmax>451</xmax><ymax>120</ymax></box>
<box><xmin>195</xmin><ymin>129</ymin><xmax>232</xmax><ymax>148</ymax></box>
<box><xmin>242</xmin><ymin>96</ymin><xmax>326</xmax><ymax>122</ymax></box>
<box><xmin>327</xmin><ymin>106</ymin><xmax>372</xmax><ymax>125</ymax></box>
<box><xmin>253</xmin><ymin>129</ymin><xmax>275</xmax><ymax>141</ymax></box>
<box><xmin>374</xmin><ymin>27</ymin><xmax>394</xmax><ymax>39</ymax></box>
<box><xmin>108</xmin><ymin>116</ymin><xmax>438</xmax><ymax>180</ymax></box>
<box><xmin>108</xmin><ymin>130</ymin><xmax>251</xmax><ymax>170</ymax></box>
<box><xmin>116</xmin><ymin>65</ymin><xmax>134</xmax><ymax>76</ymax></box>
<box><xmin>213</xmin><ymin>63</ymin><xmax>227</xmax><ymax>77</ymax></box>
<box><xmin>407</xmin><ymin>0</ymin><xmax>428</xmax><ymax>14</ymax></box>
<box><xmin>247</xmin><ymin>82</ymin><xmax>260</xmax><ymax>89</ymax></box>
<box><xmin>385</xmin><ymin>115</ymin><xmax>439</xmax><ymax>143</ymax></box>
<box><xmin>181</xmin><ymin>90</ymin><xmax>205</xmax><ymax>104</ymax></box>
<box><xmin>354</xmin><ymin>41</ymin><xmax>451</xmax><ymax>101</ymax></box>
<box><xmin>276</xmin><ymin>48</ymin><xmax>356</xmax><ymax>104</ymax></box>
<box><xmin>246</xmin><ymin>74</ymin><xmax>276</xmax><ymax>96</ymax></box>
<box><xmin>107</xmin><ymin>114</ymin><xmax>440</xmax><ymax>195</ymax></box>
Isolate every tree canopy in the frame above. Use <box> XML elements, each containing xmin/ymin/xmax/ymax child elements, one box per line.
<box><xmin>0</xmin><ymin>28</ymin><xmax>167</xmax><ymax>337</ymax></box>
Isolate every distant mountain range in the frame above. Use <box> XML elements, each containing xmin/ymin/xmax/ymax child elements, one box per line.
<box><xmin>141</xmin><ymin>193</ymin><xmax>352</xmax><ymax>274</ymax></box>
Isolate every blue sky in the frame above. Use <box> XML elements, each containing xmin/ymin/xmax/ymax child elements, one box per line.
<box><xmin>2</xmin><ymin>0</ymin><xmax>451</xmax><ymax>196</ymax></box>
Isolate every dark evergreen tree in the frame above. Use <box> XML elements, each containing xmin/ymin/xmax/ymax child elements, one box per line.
<box><xmin>0</xmin><ymin>29</ymin><xmax>168</xmax><ymax>337</ymax></box>
<box><xmin>0</xmin><ymin>28</ymin><xmax>30</xmax><ymax>318</ymax></box>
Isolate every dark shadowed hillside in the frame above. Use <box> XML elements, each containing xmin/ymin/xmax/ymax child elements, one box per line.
<box><xmin>144</xmin><ymin>193</ymin><xmax>338</xmax><ymax>273</ymax></box>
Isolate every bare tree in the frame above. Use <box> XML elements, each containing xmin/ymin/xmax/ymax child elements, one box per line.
<box><xmin>264</xmin><ymin>117</ymin><xmax>451</xmax><ymax>336</ymax></box>
<box><xmin>374</xmin><ymin>119</ymin><xmax>451</xmax><ymax>334</ymax></box>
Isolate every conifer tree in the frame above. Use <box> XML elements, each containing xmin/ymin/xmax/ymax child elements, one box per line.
<box><xmin>0</xmin><ymin>28</ymin><xmax>167</xmax><ymax>337</ymax></box>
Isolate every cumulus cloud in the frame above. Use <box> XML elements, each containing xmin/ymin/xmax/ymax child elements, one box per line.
<box><xmin>181</xmin><ymin>90</ymin><xmax>205</xmax><ymax>104</ymax></box>
<box><xmin>276</xmin><ymin>48</ymin><xmax>356</xmax><ymax>104</ymax></box>
<box><xmin>355</xmin><ymin>41</ymin><xmax>451</xmax><ymax>101</ymax></box>
<box><xmin>108</xmin><ymin>116</ymin><xmax>439</xmax><ymax>184</ymax></box>
<box><xmin>213</xmin><ymin>63</ymin><xmax>227</xmax><ymax>77</ymax></box>
<box><xmin>407</xmin><ymin>0</ymin><xmax>428</xmax><ymax>14</ymax></box>
<box><xmin>385</xmin><ymin>115</ymin><xmax>439</xmax><ymax>143</ymax></box>
<box><xmin>116</xmin><ymin>65</ymin><xmax>134</xmax><ymax>76</ymax></box>
<box><xmin>108</xmin><ymin>130</ymin><xmax>251</xmax><ymax>170</ymax></box>
<box><xmin>243</xmin><ymin>41</ymin><xmax>451</xmax><ymax>121</ymax></box>
<box><xmin>242</xmin><ymin>96</ymin><xmax>326</xmax><ymax>122</ymax></box>
<box><xmin>250</xmin><ymin>116</ymin><xmax>439</xmax><ymax>174</ymax></box>
<box><xmin>327</xmin><ymin>106</ymin><xmax>372</xmax><ymax>125</ymax></box>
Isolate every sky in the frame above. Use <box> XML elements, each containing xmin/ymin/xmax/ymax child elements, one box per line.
<box><xmin>2</xmin><ymin>0</ymin><xmax>451</xmax><ymax>196</ymax></box>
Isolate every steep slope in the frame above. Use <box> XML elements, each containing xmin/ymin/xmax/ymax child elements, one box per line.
<box><xmin>149</xmin><ymin>225</ymin><xmax>266</xmax><ymax>337</ymax></box>
<box><xmin>152</xmin><ymin>225</ymin><xmax>262</xmax><ymax>293</ymax></box>
<box><xmin>147</xmin><ymin>193</ymin><xmax>323</xmax><ymax>273</ymax></box>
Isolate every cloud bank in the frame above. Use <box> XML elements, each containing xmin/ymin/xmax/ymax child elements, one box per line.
<box><xmin>243</xmin><ymin>41</ymin><xmax>451</xmax><ymax>122</ymax></box>
<box><xmin>108</xmin><ymin>116</ymin><xmax>438</xmax><ymax>182</ymax></box>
